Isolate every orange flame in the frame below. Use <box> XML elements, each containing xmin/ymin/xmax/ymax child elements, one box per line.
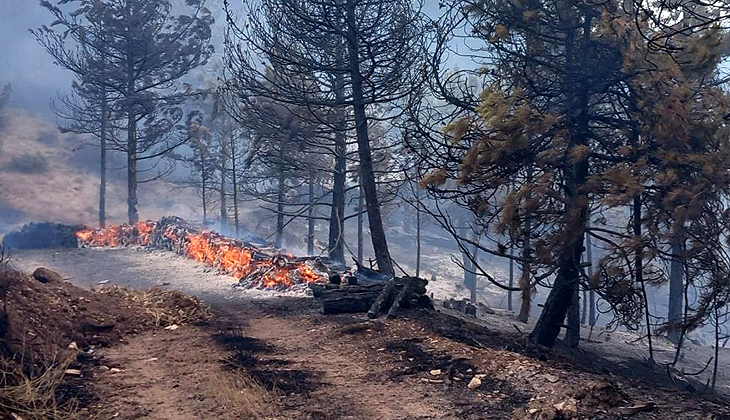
<box><xmin>76</xmin><ymin>221</ymin><xmax>325</xmax><ymax>289</ymax></box>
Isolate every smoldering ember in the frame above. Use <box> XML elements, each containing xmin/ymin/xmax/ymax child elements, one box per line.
<box><xmin>2</xmin><ymin>0</ymin><xmax>730</xmax><ymax>419</ymax></box>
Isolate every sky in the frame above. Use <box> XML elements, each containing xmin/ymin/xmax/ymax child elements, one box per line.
<box><xmin>0</xmin><ymin>0</ymin><xmax>445</xmax><ymax>119</ymax></box>
<box><xmin>0</xmin><ymin>0</ymin><xmax>73</xmax><ymax>116</ymax></box>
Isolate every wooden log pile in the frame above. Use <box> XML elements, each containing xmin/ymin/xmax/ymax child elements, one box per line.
<box><xmin>313</xmin><ymin>275</ymin><xmax>433</xmax><ymax>318</ymax></box>
<box><xmin>75</xmin><ymin>217</ymin><xmax>328</xmax><ymax>290</ymax></box>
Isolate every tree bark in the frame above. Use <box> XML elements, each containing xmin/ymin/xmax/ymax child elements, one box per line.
<box><xmin>125</xmin><ymin>2</ymin><xmax>138</xmax><ymax>225</ymax></box>
<box><xmin>529</xmin><ymin>12</ymin><xmax>591</xmax><ymax>347</ymax></box>
<box><xmin>307</xmin><ymin>168</ymin><xmax>315</xmax><ymax>255</ymax></box>
<box><xmin>415</xmin><ymin>190</ymin><xmax>421</xmax><ymax>278</ymax></box>
<box><xmin>230</xmin><ymin>134</ymin><xmax>240</xmax><ymax>237</ymax></box>
<box><xmin>566</xmin><ymin>280</ymin><xmax>581</xmax><ymax>348</ymax></box>
<box><xmin>99</xmin><ymin>86</ymin><xmax>107</xmax><ymax>228</ymax></box>
<box><xmin>126</xmin><ymin>107</ymin><xmax>138</xmax><ymax>224</ymax></box>
<box><xmin>668</xmin><ymin>234</ymin><xmax>684</xmax><ymax>344</ymax></box>
<box><xmin>345</xmin><ymin>0</ymin><xmax>394</xmax><ymax>275</ymax></box>
<box><xmin>635</xmin><ymin>195</ymin><xmax>654</xmax><ymax>361</ymax></box>
<box><xmin>357</xmin><ymin>185</ymin><xmax>364</xmax><ymax>263</ymax></box>
<box><xmin>586</xmin><ymin>227</ymin><xmax>596</xmax><ymax>326</ymax></box>
<box><xmin>201</xmin><ymin>154</ymin><xmax>207</xmax><ymax>226</ymax></box>
<box><xmin>328</xmin><ymin>125</ymin><xmax>346</xmax><ymax>263</ymax></box>
<box><xmin>220</xmin><ymin>159</ymin><xmax>227</xmax><ymax>233</ymax></box>
<box><xmin>275</xmin><ymin>168</ymin><xmax>285</xmax><ymax>248</ymax></box>
<box><xmin>508</xmin><ymin>249</ymin><xmax>514</xmax><ymax>311</ymax></box>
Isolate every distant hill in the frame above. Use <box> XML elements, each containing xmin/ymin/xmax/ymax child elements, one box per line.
<box><xmin>0</xmin><ymin>108</ymin><xmax>197</xmax><ymax>234</ymax></box>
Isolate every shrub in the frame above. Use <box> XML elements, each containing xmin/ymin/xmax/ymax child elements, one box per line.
<box><xmin>5</xmin><ymin>153</ymin><xmax>49</xmax><ymax>174</ymax></box>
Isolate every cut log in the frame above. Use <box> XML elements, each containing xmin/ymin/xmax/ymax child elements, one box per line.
<box><xmin>367</xmin><ymin>277</ymin><xmax>397</xmax><ymax>319</ymax></box>
<box><xmin>387</xmin><ymin>277</ymin><xmax>412</xmax><ymax>319</ymax></box>
<box><xmin>321</xmin><ymin>291</ymin><xmax>381</xmax><ymax>314</ymax></box>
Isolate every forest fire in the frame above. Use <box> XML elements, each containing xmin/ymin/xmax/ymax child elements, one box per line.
<box><xmin>75</xmin><ymin>218</ymin><xmax>326</xmax><ymax>290</ymax></box>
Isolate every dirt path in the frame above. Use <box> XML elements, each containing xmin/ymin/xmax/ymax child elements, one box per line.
<box><xmin>11</xmin><ymin>248</ymin><xmax>730</xmax><ymax>419</ymax></box>
<box><xmin>217</xmin><ymin>301</ymin><xmax>469</xmax><ymax>420</ymax></box>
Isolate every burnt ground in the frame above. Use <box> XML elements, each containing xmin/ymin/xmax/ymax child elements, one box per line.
<box><xmin>9</xmin><ymin>248</ymin><xmax>730</xmax><ymax>419</ymax></box>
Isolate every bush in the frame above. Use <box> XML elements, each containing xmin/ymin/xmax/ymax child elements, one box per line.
<box><xmin>4</xmin><ymin>153</ymin><xmax>49</xmax><ymax>174</ymax></box>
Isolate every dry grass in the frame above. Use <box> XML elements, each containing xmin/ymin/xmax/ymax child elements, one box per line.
<box><xmin>0</xmin><ymin>355</ymin><xmax>77</xmax><ymax>420</ymax></box>
<box><xmin>208</xmin><ymin>370</ymin><xmax>276</xmax><ymax>419</ymax></box>
<box><xmin>99</xmin><ymin>285</ymin><xmax>213</xmax><ymax>327</ymax></box>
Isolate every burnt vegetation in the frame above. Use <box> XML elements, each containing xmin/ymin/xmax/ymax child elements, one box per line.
<box><xmin>2</xmin><ymin>0</ymin><xmax>730</xmax><ymax>417</ymax></box>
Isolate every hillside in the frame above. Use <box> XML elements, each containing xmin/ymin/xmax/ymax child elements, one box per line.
<box><xmin>0</xmin><ymin>108</ymin><xmax>198</xmax><ymax>235</ymax></box>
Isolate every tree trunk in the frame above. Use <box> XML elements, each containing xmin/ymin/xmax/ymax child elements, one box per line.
<box><xmin>230</xmin><ymin>134</ymin><xmax>240</xmax><ymax>237</ymax></box>
<box><xmin>508</xmin><ymin>249</ymin><xmax>514</xmax><ymax>311</ymax></box>
<box><xmin>99</xmin><ymin>87</ymin><xmax>107</xmax><ymax>228</ymax></box>
<box><xmin>307</xmin><ymin>168</ymin><xmax>315</xmax><ymax>255</ymax></box>
<box><xmin>516</xmin><ymin>265</ymin><xmax>532</xmax><ymax>323</ymax></box>
<box><xmin>328</xmin><ymin>125</ymin><xmax>346</xmax><ymax>263</ymax></box>
<box><xmin>566</xmin><ymin>280</ymin><xmax>581</xmax><ymax>348</ymax></box>
<box><xmin>358</xmin><ymin>184</ymin><xmax>364</xmax><ymax>264</ymax></box>
<box><xmin>586</xmin><ymin>227</ymin><xmax>596</xmax><ymax>326</ymax></box>
<box><xmin>275</xmin><ymin>168</ymin><xmax>285</xmax><ymax>248</ymax></box>
<box><xmin>345</xmin><ymin>0</ymin><xmax>393</xmax><ymax>275</ymax></box>
<box><xmin>529</xmin><ymin>13</ymin><xmax>591</xmax><ymax>347</ymax></box>
<box><xmin>635</xmin><ymin>195</ymin><xmax>654</xmax><ymax>361</ymax></box>
<box><xmin>125</xmin><ymin>3</ymin><xmax>138</xmax><ymax>225</ymax></box>
<box><xmin>668</xmin><ymin>235</ymin><xmax>684</xmax><ymax>344</ymax></box>
<box><xmin>415</xmin><ymin>190</ymin><xmax>421</xmax><ymax>278</ymax></box>
<box><xmin>126</xmin><ymin>107</ymin><xmax>138</xmax><ymax>224</ymax></box>
<box><xmin>201</xmin><ymin>155</ymin><xmax>207</xmax><ymax>226</ymax></box>
<box><xmin>460</xmin><ymin>227</ymin><xmax>478</xmax><ymax>304</ymax></box>
<box><xmin>220</xmin><ymin>160</ymin><xmax>227</xmax><ymax>233</ymax></box>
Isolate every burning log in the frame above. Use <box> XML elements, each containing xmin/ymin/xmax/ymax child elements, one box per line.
<box><xmin>75</xmin><ymin>217</ymin><xmax>327</xmax><ymax>290</ymax></box>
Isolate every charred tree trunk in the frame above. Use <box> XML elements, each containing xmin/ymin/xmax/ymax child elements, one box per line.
<box><xmin>586</xmin><ymin>224</ymin><xmax>596</xmax><ymax>326</ymax></box>
<box><xmin>529</xmin><ymin>13</ymin><xmax>591</xmax><ymax>347</ymax></box>
<box><xmin>508</xmin><ymin>249</ymin><xmax>514</xmax><ymax>311</ymax></box>
<box><xmin>345</xmin><ymin>0</ymin><xmax>393</xmax><ymax>275</ymax></box>
<box><xmin>358</xmin><ymin>184</ymin><xmax>364</xmax><ymax>264</ymax></box>
<box><xmin>99</xmin><ymin>87</ymin><xmax>107</xmax><ymax>228</ymax></box>
<box><xmin>220</xmin><ymin>161</ymin><xmax>227</xmax><ymax>233</ymax></box>
<box><xmin>668</xmin><ymin>234</ymin><xmax>684</xmax><ymax>344</ymax></box>
<box><xmin>566</xmin><ymin>280</ymin><xmax>581</xmax><ymax>348</ymax></box>
<box><xmin>275</xmin><ymin>168</ymin><xmax>285</xmax><ymax>249</ymax></box>
<box><xmin>415</xmin><ymin>190</ymin><xmax>421</xmax><ymax>278</ymax></box>
<box><xmin>516</xmin><ymin>165</ymin><xmax>534</xmax><ymax>322</ymax></box>
<box><xmin>126</xmin><ymin>106</ymin><xmax>138</xmax><ymax>224</ymax></box>
<box><xmin>307</xmin><ymin>168</ymin><xmax>315</xmax><ymax>255</ymax></box>
<box><xmin>125</xmin><ymin>3</ymin><xmax>138</xmax><ymax>225</ymax></box>
<box><xmin>328</xmin><ymin>125</ymin><xmax>346</xmax><ymax>263</ymax></box>
<box><xmin>635</xmin><ymin>195</ymin><xmax>654</xmax><ymax>361</ymax></box>
<box><xmin>230</xmin><ymin>134</ymin><xmax>240</xmax><ymax>237</ymax></box>
<box><xmin>200</xmin><ymin>154</ymin><xmax>208</xmax><ymax>226</ymax></box>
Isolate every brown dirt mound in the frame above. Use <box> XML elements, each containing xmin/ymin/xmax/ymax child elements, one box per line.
<box><xmin>0</xmin><ymin>265</ymin><xmax>210</xmax><ymax>372</ymax></box>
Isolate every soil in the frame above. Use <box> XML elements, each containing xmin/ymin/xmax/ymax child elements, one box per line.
<box><xmin>8</xmin><ymin>248</ymin><xmax>730</xmax><ymax>419</ymax></box>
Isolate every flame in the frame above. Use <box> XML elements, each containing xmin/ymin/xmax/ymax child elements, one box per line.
<box><xmin>75</xmin><ymin>220</ymin><xmax>325</xmax><ymax>289</ymax></box>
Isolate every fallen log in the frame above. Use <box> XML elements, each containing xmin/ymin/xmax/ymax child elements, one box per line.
<box><xmin>367</xmin><ymin>277</ymin><xmax>397</xmax><ymax>319</ymax></box>
<box><xmin>316</xmin><ymin>276</ymin><xmax>432</xmax><ymax>316</ymax></box>
<box><xmin>387</xmin><ymin>277</ymin><xmax>412</xmax><ymax>319</ymax></box>
<box><xmin>321</xmin><ymin>290</ymin><xmax>381</xmax><ymax>314</ymax></box>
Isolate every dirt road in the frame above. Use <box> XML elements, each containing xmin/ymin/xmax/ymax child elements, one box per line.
<box><xmin>11</xmin><ymin>248</ymin><xmax>730</xmax><ymax>419</ymax></box>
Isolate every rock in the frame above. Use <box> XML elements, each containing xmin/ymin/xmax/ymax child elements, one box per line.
<box><xmin>68</xmin><ymin>342</ymin><xmax>78</xmax><ymax>350</ymax></box>
<box><xmin>554</xmin><ymin>398</ymin><xmax>579</xmax><ymax>418</ymax></box>
<box><xmin>32</xmin><ymin>267</ymin><xmax>63</xmax><ymax>284</ymax></box>
<box><xmin>164</xmin><ymin>324</ymin><xmax>179</xmax><ymax>331</ymax></box>
<box><xmin>109</xmin><ymin>368</ymin><xmax>123</xmax><ymax>374</ymax></box>
<box><xmin>544</xmin><ymin>373</ymin><xmax>559</xmax><ymax>383</ymax></box>
<box><xmin>468</xmin><ymin>376</ymin><xmax>482</xmax><ymax>390</ymax></box>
